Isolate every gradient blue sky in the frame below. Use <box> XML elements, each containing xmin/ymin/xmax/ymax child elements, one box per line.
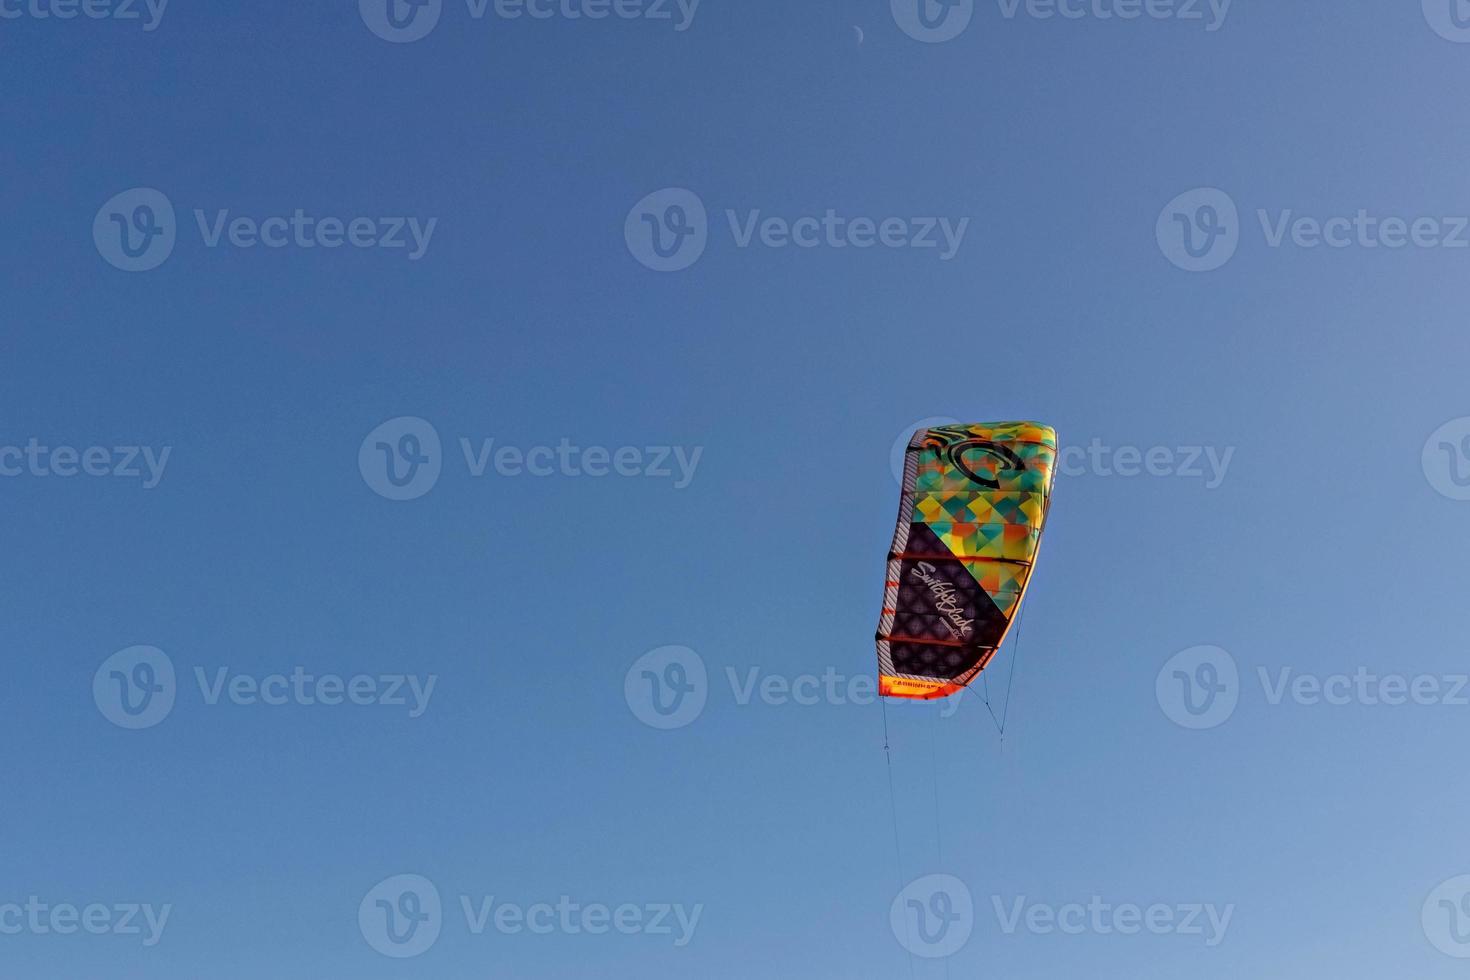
<box><xmin>4</xmin><ymin>2</ymin><xmax>1470</xmax><ymax>977</ymax></box>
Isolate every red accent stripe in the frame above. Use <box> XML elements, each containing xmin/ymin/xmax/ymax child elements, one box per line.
<box><xmin>880</xmin><ymin>634</ymin><xmax>988</xmax><ymax>649</ymax></box>
<box><xmin>891</xmin><ymin>552</ymin><xmax>1032</xmax><ymax>566</ymax></box>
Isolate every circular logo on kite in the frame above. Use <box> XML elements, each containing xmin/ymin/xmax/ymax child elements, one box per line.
<box><xmin>890</xmin><ymin>873</ymin><xmax>974</xmax><ymax>959</ymax></box>
<box><xmin>359</xmin><ymin>874</ymin><xmax>443</xmax><ymax>958</ymax></box>
<box><xmin>1156</xmin><ymin>188</ymin><xmax>1239</xmax><ymax>273</ymax></box>
<box><xmin>1422</xmin><ymin>417</ymin><xmax>1470</xmax><ymax>501</ymax></box>
<box><xmin>891</xmin><ymin>0</ymin><xmax>974</xmax><ymax>43</ymax></box>
<box><xmin>93</xmin><ymin>188</ymin><xmax>176</xmax><ymax>273</ymax></box>
<box><xmin>1156</xmin><ymin>645</ymin><xmax>1238</xmax><ymax>730</ymax></box>
<box><xmin>359</xmin><ymin>417</ymin><xmax>443</xmax><ymax>501</ymax></box>
<box><xmin>624</xmin><ymin>645</ymin><xmax>707</xmax><ymax>730</ymax></box>
<box><xmin>93</xmin><ymin>645</ymin><xmax>176</xmax><ymax>730</ymax></box>
<box><xmin>924</xmin><ymin>426</ymin><xmax>1026</xmax><ymax>489</ymax></box>
<box><xmin>1423</xmin><ymin>875</ymin><xmax>1470</xmax><ymax>957</ymax></box>
<box><xmin>1424</xmin><ymin>0</ymin><xmax>1470</xmax><ymax>43</ymax></box>
<box><xmin>625</xmin><ymin>188</ymin><xmax>708</xmax><ymax>272</ymax></box>
<box><xmin>360</xmin><ymin>0</ymin><xmax>443</xmax><ymax>43</ymax></box>
<box><xmin>891</xmin><ymin>417</ymin><xmax>960</xmax><ymax>485</ymax></box>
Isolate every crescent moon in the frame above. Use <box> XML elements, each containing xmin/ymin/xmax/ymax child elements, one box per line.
<box><xmin>853</xmin><ymin>25</ymin><xmax>865</xmax><ymax>44</ymax></box>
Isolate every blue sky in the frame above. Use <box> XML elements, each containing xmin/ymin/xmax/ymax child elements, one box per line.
<box><xmin>4</xmin><ymin>1</ymin><xmax>1470</xmax><ymax>977</ymax></box>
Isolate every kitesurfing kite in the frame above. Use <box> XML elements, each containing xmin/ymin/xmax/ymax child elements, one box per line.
<box><xmin>876</xmin><ymin>421</ymin><xmax>1057</xmax><ymax>700</ymax></box>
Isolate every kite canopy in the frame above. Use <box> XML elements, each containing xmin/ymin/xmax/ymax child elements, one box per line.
<box><xmin>876</xmin><ymin>421</ymin><xmax>1057</xmax><ymax>700</ymax></box>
